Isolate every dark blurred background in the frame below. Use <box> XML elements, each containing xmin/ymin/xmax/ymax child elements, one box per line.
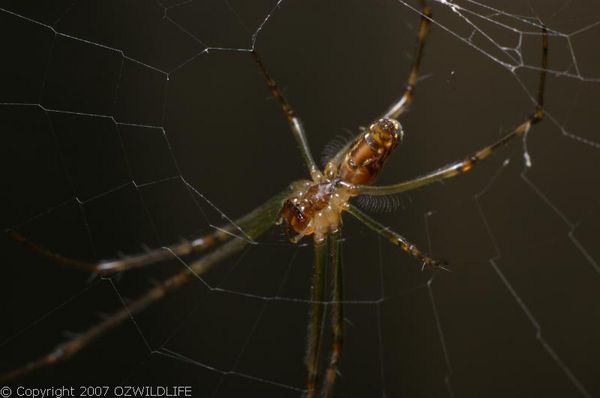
<box><xmin>1</xmin><ymin>0</ymin><xmax>599</xmax><ymax>397</ymax></box>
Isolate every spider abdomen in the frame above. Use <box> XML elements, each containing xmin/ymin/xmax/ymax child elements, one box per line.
<box><xmin>337</xmin><ymin>118</ymin><xmax>403</xmax><ymax>185</ymax></box>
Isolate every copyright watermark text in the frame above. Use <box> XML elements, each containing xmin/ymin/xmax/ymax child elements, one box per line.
<box><xmin>0</xmin><ymin>386</ymin><xmax>192</xmax><ymax>398</ymax></box>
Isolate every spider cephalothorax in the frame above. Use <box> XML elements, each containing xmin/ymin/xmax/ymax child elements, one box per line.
<box><xmin>279</xmin><ymin>180</ymin><xmax>349</xmax><ymax>241</ymax></box>
<box><xmin>280</xmin><ymin>118</ymin><xmax>403</xmax><ymax>241</ymax></box>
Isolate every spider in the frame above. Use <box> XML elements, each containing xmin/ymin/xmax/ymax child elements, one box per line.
<box><xmin>2</xmin><ymin>1</ymin><xmax>548</xmax><ymax>396</ymax></box>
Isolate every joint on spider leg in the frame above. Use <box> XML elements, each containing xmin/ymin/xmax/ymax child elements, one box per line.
<box><xmin>286</xmin><ymin>107</ymin><xmax>297</xmax><ymax>119</ymax></box>
<box><xmin>398</xmin><ymin>240</ymin><xmax>448</xmax><ymax>271</ymax></box>
<box><xmin>324</xmin><ymin>162</ymin><xmax>337</xmax><ymax>180</ymax></box>
<box><xmin>305</xmin><ymin>383</ymin><xmax>316</xmax><ymax>398</ymax></box>
<box><xmin>417</xmin><ymin>0</ymin><xmax>432</xmax><ymax>21</ymax></box>
<box><xmin>423</xmin><ymin>5</ymin><xmax>432</xmax><ymax>19</ymax></box>
<box><xmin>312</xmin><ymin>233</ymin><xmax>326</xmax><ymax>245</ymax></box>
<box><xmin>460</xmin><ymin>155</ymin><xmax>480</xmax><ymax>173</ymax></box>
<box><xmin>399</xmin><ymin>241</ymin><xmax>421</xmax><ymax>259</ymax></box>
<box><xmin>419</xmin><ymin>14</ymin><xmax>432</xmax><ymax>36</ymax></box>
<box><xmin>310</xmin><ymin>167</ymin><xmax>324</xmax><ymax>183</ymax></box>
<box><xmin>423</xmin><ymin>256</ymin><xmax>450</xmax><ymax>272</ymax></box>
<box><xmin>532</xmin><ymin>106</ymin><xmax>545</xmax><ymax>124</ymax></box>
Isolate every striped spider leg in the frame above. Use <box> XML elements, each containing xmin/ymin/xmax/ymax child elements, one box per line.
<box><xmin>1</xmin><ymin>190</ymin><xmax>289</xmax><ymax>383</ymax></box>
<box><xmin>383</xmin><ymin>0</ymin><xmax>432</xmax><ymax>120</ymax></box>
<box><xmin>7</xmin><ymin>213</ymin><xmax>251</xmax><ymax>276</ymax></box>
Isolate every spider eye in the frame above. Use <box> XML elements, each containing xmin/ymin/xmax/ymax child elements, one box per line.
<box><xmin>369</xmin><ymin>118</ymin><xmax>404</xmax><ymax>147</ymax></box>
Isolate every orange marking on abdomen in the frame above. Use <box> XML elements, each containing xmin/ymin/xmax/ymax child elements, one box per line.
<box><xmin>337</xmin><ymin>118</ymin><xmax>403</xmax><ymax>186</ymax></box>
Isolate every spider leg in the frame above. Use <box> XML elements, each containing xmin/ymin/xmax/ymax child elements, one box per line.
<box><xmin>383</xmin><ymin>0</ymin><xmax>432</xmax><ymax>120</ymax></box>
<box><xmin>6</xmin><ymin>188</ymin><xmax>284</xmax><ymax>276</ymax></box>
<box><xmin>0</xmin><ymin>190</ymin><xmax>288</xmax><ymax>383</ymax></box>
<box><xmin>252</xmin><ymin>51</ymin><xmax>320</xmax><ymax>180</ymax></box>
<box><xmin>346</xmin><ymin>204</ymin><xmax>447</xmax><ymax>270</ymax></box>
<box><xmin>7</xmin><ymin>225</ymin><xmax>233</xmax><ymax>276</ymax></box>
<box><xmin>305</xmin><ymin>234</ymin><xmax>328</xmax><ymax>398</ymax></box>
<box><xmin>321</xmin><ymin>230</ymin><xmax>344</xmax><ymax>398</ymax></box>
<box><xmin>355</xmin><ymin>26</ymin><xmax>548</xmax><ymax>197</ymax></box>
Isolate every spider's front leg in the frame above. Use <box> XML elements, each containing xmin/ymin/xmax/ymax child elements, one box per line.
<box><xmin>346</xmin><ymin>204</ymin><xmax>448</xmax><ymax>271</ymax></box>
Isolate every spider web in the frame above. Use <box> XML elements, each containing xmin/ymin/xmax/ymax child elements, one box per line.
<box><xmin>1</xmin><ymin>0</ymin><xmax>599</xmax><ymax>396</ymax></box>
